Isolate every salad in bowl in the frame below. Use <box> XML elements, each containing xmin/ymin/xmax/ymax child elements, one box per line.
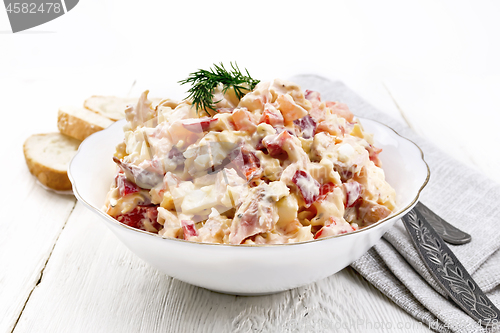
<box><xmin>105</xmin><ymin>65</ymin><xmax>396</xmax><ymax>245</ymax></box>
<box><xmin>69</xmin><ymin>64</ymin><xmax>428</xmax><ymax>294</ymax></box>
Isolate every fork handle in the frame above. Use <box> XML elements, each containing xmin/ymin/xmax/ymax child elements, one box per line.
<box><xmin>402</xmin><ymin>206</ymin><xmax>500</xmax><ymax>327</ymax></box>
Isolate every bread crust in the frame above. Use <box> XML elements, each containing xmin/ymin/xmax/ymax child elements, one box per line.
<box><xmin>23</xmin><ymin>133</ymin><xmax>78</xmax><ymax>191</ymax></box>
<box><xmin>57</xmin><ymin>109</ymin><xmax>107</xmax><ymax>141</ymax></box>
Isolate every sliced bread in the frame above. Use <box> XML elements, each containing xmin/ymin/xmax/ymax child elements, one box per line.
<box><xmin>84</xmin><ymin>96</ymin><xmax>163</xmax><ymax>121</ymax></box>
<box><xmin>84</xmin><ymin>96</ymin><xmax>139</xmax><ymax>121</ymax></box>
<box><xmin>24</xmin><ymin>133</ymin><xmax>81</xmax><ymax>191</ymax></box>
<box><xmin>58</xmin><ymin>106</ymin><xmax>114</xmax><ymax>141</ymax></box>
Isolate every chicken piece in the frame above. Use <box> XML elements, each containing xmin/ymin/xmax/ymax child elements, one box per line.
<box><xmin>325</xmin><ymin>101</ymin><xmax>354</xmax><ymax>122</ymax></box>
<box><xmin>276</xmin><ymin>94</ymin><xmax>308</xmax><ymax>122</ymax></box>
<box><xmin>229</xmin><ymin>182</ymin><xmax>286</xmax><ymax>244</ymax></box>
<box><xmin>125</xmin><ymin>90</ymin><xmax>157</xmax><ymax>131</ymax></box>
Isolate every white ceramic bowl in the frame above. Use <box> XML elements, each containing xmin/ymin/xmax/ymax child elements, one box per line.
<box><xmin>69</xmin><ymin>117</ymin><xmax>429</xmax><ymax>295</ymax></box>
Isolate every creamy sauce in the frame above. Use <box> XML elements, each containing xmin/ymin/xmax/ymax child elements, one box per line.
<box><xmin>104</xmin><ymin>79</ymin><xmax>397</xmax><ymax>244</ymax></box>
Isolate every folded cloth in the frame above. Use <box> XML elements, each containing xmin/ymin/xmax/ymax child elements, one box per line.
<box><xmin>291</xmin><ymin>75</ymin><xmax>500</xmax><ymax>333</ymax></box>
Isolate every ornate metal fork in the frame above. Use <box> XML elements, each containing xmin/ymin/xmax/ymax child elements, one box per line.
<box><xmin>402</xmin><ymin>203</ymin><xmax>500</xmax><ymax>327</ymax></box>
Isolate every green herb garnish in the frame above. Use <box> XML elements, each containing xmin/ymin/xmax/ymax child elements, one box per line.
<box><xmin>179</xmin><ymin>62</ymin><xmax>260</xmax><ymax>113</ymax></box>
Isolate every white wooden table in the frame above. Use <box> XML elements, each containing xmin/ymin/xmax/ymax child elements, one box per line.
<box><xmin>2</xmin><ymin>1</ymin><xmax>500</xmax><ymax>332</ymax></box>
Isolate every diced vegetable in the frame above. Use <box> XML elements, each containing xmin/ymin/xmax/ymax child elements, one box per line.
<box><xmin>259</xmin><ymin>106</ymin><xmax>284</xmax><ymax>127</ymax></box>
<box><xmin>318</xmin><ymin>182</ymin><xmax>336</xmax><ymax>199</ymax></box>
<box><xmin>344</xmin><ymin>180</ymin><xmax>362</xmax><ymax>208</ymax></box>
<box><xmin>115</xmin><ymin>172</ymin><xmax>140</xmax><ymax>197</ymax></box>
<box><xmin>228</xmin><ymin>146</ymin><xmax>261</xmax><ymax>180</ymax></box>
<box><xmin>182</xmin><ymin>117</ymin><xmax>218</xmax><ymax>133</ymax></box>
<box><xmin>116</xmin><ymin>205</ymin><xmax>159</xmax><ymax>232</ymax></box>
<box><xmin>292</xmin><ymin>170</ymin><xmax>320</xmax><ymax>207</ymax></box>
<box><xmin>262</xmin><ymin>130</ymin><xmax>293</xmax><ymax>158</ymax></box>
<box><xmin>314</xmin><ymin>217</ymin><xmax>355</xmax><ymax>239</ymax></box>
<box><xmin>181</xmin><ymin>220</ymin><xmax>198</xmax><ymax>239</ymax></box>
<box><xmin>293</xmin><ymin>115</ymin><xmax>317</xmax><ymax>139</ymax></box>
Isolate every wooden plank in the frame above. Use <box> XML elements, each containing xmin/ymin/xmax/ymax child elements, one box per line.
<box><xmin>0</xmin><ymin>142</ymin><xmax>76</xmax><ymax>333</ymax></box>
<box><xmin>0</xmin><ymin>75</ymin><xmax>136</xmax><ymax>333</ymax></box>
<box><xmin>0</xmin><ymin>77</ymin><xmax>79</xmax><ymax>332</ymax></box>
<box><xmin>13</xmin><ymin>202</ymin><xmax>429</xmax><ymax>332</ymax></box>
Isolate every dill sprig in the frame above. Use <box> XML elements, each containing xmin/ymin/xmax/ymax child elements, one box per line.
<box><xmin>179</xmin><ymin>62</ymin><xmax>260</xmax><ymax>114</ymax></box>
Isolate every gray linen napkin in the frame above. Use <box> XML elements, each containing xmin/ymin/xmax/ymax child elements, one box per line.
<box><xmin>291</xmin><ymin>75</ymin><xmax>500</xmax><ymax>333</ymax></box>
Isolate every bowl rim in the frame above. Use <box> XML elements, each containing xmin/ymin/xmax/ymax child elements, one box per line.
<box><xmin>69</xmin><ymin>116</ymin><xmax>430</xmax><ymax>248</ymax></box>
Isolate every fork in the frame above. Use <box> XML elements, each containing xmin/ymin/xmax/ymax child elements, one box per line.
<box><xmin>402</xmin><ymin>203</ymin><xmax>500</xmax><ymax>327</ymax></box>
<box><xmin>415</xmin><ymin>202</ymin><xmax>471</xmax><ymax>245</ymax></box>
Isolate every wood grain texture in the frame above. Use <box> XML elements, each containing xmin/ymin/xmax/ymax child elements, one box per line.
<box><xmin>13</xmin><ymin>203</ymin><xmax>430</xmax><ymax>333</ymax></box>
<box><xmin>0</xmin><ymin>139</ymin><xmax>76</xmax><ymax>333</ymax></box>
<box><xmin>0</xmin><ymin>75</ymin><xmax>134</xmax><ymax>333</ymax></box>
<box><xmin>0</xmin><ymin>76</ymin><xmax>85</xmax><ymax>333</ymax></box>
